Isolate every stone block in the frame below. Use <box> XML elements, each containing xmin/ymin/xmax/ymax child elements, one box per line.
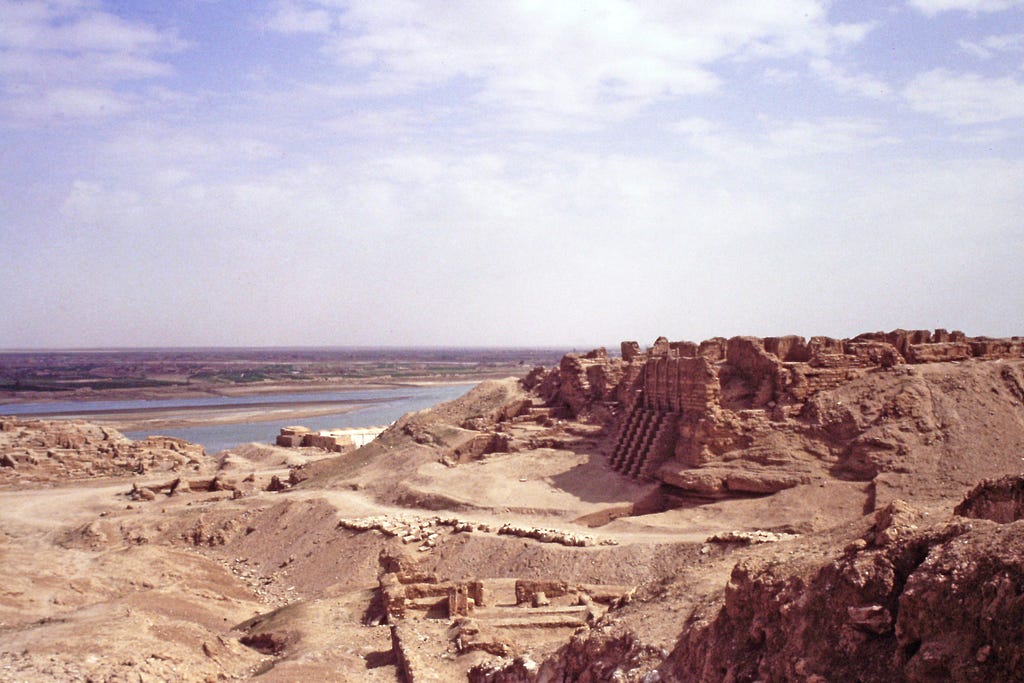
<box><xmin>620</xmin><ymin>341</ymin><xmax>641</xmax><ymax>361</ymax></box>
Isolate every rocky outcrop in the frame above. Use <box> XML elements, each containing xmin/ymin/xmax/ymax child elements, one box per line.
<box><xmin>387</xmin><ymin>379</ymin><xmax>556</xmax><ymax>467</ymax></box>
<box><xmin>469</xmin><ymin>625</ymin><xmax>662</xmax><ymax>683</ymax></box>
<box><xmin>660</xmin><ymin>498</ymin><xmax>1024</xmax><ymax>682</ymax></box>
<box><xmin>896</xmin><ymin>519</ymin><xmax>1024</xmax><ymax>680</ymax></box>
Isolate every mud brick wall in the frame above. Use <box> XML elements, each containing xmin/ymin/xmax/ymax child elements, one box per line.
<box><xmin>642</xmin><ymin>356</ymin><xmax>720</xmax><ymax>414</ymax></box>
<box><xmin>906</xmin><ymin>342</ymin><xmax>971</xmax><ymax>363</ymax></box>
<box><xmin>765</xmin><ymin>335</ymin><xmax>811</xmax><ymax>362</ymax></box>
<box><xmin>969</xmin><ymin>339</ymin><xmax>1024</xmax><ymax>358</ymax></box>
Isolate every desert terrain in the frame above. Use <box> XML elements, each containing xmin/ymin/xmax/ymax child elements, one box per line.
<box><xmin>3</xmin><ymin>330</ymin><xmax>1024</xmax><ymax>682</ymax></box>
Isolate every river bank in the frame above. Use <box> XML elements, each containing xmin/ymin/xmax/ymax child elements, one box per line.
<box><xmin>8</xmin><ymin>397</ymin><xmax>401</xmax><ymax>432</ymax></box>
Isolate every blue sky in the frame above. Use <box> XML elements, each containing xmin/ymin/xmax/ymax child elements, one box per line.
<box><xmin>1</xmin><ymin>0</ymin><xmax>1022</xmax><ymax>348</ymax></box>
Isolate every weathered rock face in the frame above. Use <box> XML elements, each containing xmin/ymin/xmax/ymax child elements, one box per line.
<box><xmin>896</xmin><ymin>520</ymin><xmax>1024</xmax><ymax>681</ymax></box>
<box><xmin>663</xmin><ymin>498</ymin><xmax>1024</xmax><ymax>683</ymax></box>
<box><xmin>535</xmin><ymin>330</ymin><xmax>1024</xmax><ymax>503</ymax></box>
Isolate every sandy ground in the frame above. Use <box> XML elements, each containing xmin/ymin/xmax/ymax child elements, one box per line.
<box><xmin>17</xmin><ymin>398</ymin><xmax>396</xmax><ymax>432</ymax></box>
<box><xmin>0</xmin><ymin>386</ymin><xmax>743</xmax><ymax>681</ymax></box>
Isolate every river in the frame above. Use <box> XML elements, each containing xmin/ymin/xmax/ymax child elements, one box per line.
<box><xmin>0</xmin><ymin>384</ymin><xmax>474</xmax><ymax>453</ymax></box>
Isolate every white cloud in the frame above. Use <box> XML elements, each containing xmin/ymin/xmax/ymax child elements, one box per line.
<box><xmin>671</xmin><ymin>116</ymin><xmax>896</xmax><ymax>161</ymax></box>
<box><xmin>669</xmin><ymin>117</ymin><xmax>721</xmax><ymax>136</ymax></box>
<box><xmin>321</xmin><ymin>107</ymin><xmax>432</xmax><ymax>136</ymax></box>
<box><xmin>263</xmin><ymin>1</ymin><xmax>332</xmax><ymax>34</ymax></box>
<box><xmin>810</xmin><ymin>58</ymin><xmax>893</xmax><ymax>99</ymax></box>
<box><xmin>763</xmin><ymin>67</ymin><xmax>800</xmax><ymax>84</ymax></box>
<box><xmin>1</xmin><ymin>85</ymin><xmax>137</xmax><ymax>121</ymax></box>
<box><xmin>905</xmin><ymin>69</ymin><xmax>1024</xmax><ymax>123</ymax></box>
<box><xmin>0</xmin><ymin>0</ymin><xmax>182</xmax><ymax>80</ymax></box>
<box><xmin>41</xmin><ymin>138</ymin><xmax>1024</xmax><ymax>345</ymax></box>
<box><xmin>0</xmin><ymin>0</ymin><xmax>181</xmax><ymax>124</ymax></box>
<box><xmin>266</xmin><ymin>0</ymin><xmax>873</xmax><ymax>128</ymax></box>
<box><xmin>764</xmin><ymin>118</ymin><xmax>897</xmax><ymax>154</ymax></box>
<box><xmin>908</xmin><ymin>0</ymin><xmax>1024</xmax><ymax>14</ymax></box>
<box><xmin>950</xmin><ymin>126</ymin><xmax>1021</xmax><ymax>143</ymax></box>
<box><xmin>92</xmin><ymin>126</ymin><xmax>284</xmax><ymax>185</ymax></box>
<box><xmin>959</xmin><ymin>32</ymin><xmax>1024</xmax><ymax>59</ymax></box>
<box><xmin>0</xmin><ymin>49</ymin><xmax>172</xmax><ymax>83</ymax></box>
<box><xmin>7</xmin><ymin>2</ymin><xmax>1024</xmax><ymax>347</ymax></box>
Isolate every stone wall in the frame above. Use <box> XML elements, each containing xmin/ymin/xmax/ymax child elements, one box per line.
<box><xmin>275</xmin><ymin>425</ymin><xmax>386</xmax><ymax>452</ymax></box>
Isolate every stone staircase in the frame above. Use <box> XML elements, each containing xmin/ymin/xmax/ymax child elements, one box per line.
<box><xmin>610</xmin><ymin>404</ymin><xmax>679</xmax><ymax>480</ymax></box>
<box><xmin>511</xmin><ymin>398</ymin><xmax>555</xmax><ymax>424</ymax></box>
<box><xmin>636</xmin><ymin>413</ymin><xmax>679</xmax><ymax>479</ymax></box>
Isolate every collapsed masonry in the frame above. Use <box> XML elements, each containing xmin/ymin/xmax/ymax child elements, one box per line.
<box><xmin>529</xmin><ymin>329</ymin><xmax>1024</xmax><ymax>501</ymax></box>
<box><xmin>0</xmin><ymin>418</ymin><xmax>206</xmax><ymax>483</ymax></box>
<box><xmin>374</xmin><ymin>550</ymin><xmax>632</xmax><ymax>683</ymax></box>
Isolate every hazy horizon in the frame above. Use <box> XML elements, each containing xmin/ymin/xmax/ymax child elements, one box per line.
<box><xmin>2</xmin><ymin>1</ymin><xmax>1022</xmax><ymax>348</ymax></box>
<box><xmin>0</xmin><ymin>344</ymin><xmax>584</xmax><ymax>352</ymax></box>
<box><xmin>2</xmin><ymin>328</ymin><xmax>1020</xmax><ymax>354</ymax></box>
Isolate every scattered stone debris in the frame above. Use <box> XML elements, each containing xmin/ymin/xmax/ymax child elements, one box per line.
<box><xmin>497</xmin><ymin>522</ymin><xmax>595</xmax><ymax>547</ymax></box>
<box><xmin>338</xmin><ymin>514</ymin><xmax>603</xmax><ymax>549</ymax></box>
<box><xmin>706</xmin><ymin>530</ymin><xmax>800</xmax><ymax>545</ymax></box>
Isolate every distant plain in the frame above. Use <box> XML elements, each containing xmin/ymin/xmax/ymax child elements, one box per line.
<box><xmin>0</xmin><ymin>347</ymin><xmax>570</xmax><ymax>449</ymax></box>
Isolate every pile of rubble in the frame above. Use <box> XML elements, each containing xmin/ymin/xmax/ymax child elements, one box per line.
<box><xmin>337</xmin><ymin>513</ymin><xmax>610</xmax><ymax>552</ymax></box>
<box><xmin>497</xmin><ymin>522</ymin><xmax>597</xmax><ymax>547</ymax></box>
<box><xmin>705</xmin><ymin>530</ymin><xmax>801</xmax><ymax>545</ymax></box>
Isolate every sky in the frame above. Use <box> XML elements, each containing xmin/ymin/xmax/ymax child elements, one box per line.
<box><xmin>1</xmin><ymin>0</ymin><xmax>1023</xmax><ymax>349</ymax></box>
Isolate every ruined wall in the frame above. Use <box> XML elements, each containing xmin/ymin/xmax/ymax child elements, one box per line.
<box><xmin>540</xmin><ymin>348</ymin><xmax>629</xmax><ymax>420</ymax></box>
<box><xmin>642</xmin><ymin>356</ymin><xmax>720</xmax><ymax>414</ymax></box>
<box><xmin>276</xmin><ymin>425</ymin><xmax>386</xmax><ymax>452</ymax></box>
<box><xmin>562</xmin><ymin>330</ymin><xmax>1024</xmax><ymax>493</ymax></box>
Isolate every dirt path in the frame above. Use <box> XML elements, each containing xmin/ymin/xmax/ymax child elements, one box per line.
<box><xmin>0</xmin><ymin>481</ymin><xmax>128</xmax><ymax>537</ymax></box>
